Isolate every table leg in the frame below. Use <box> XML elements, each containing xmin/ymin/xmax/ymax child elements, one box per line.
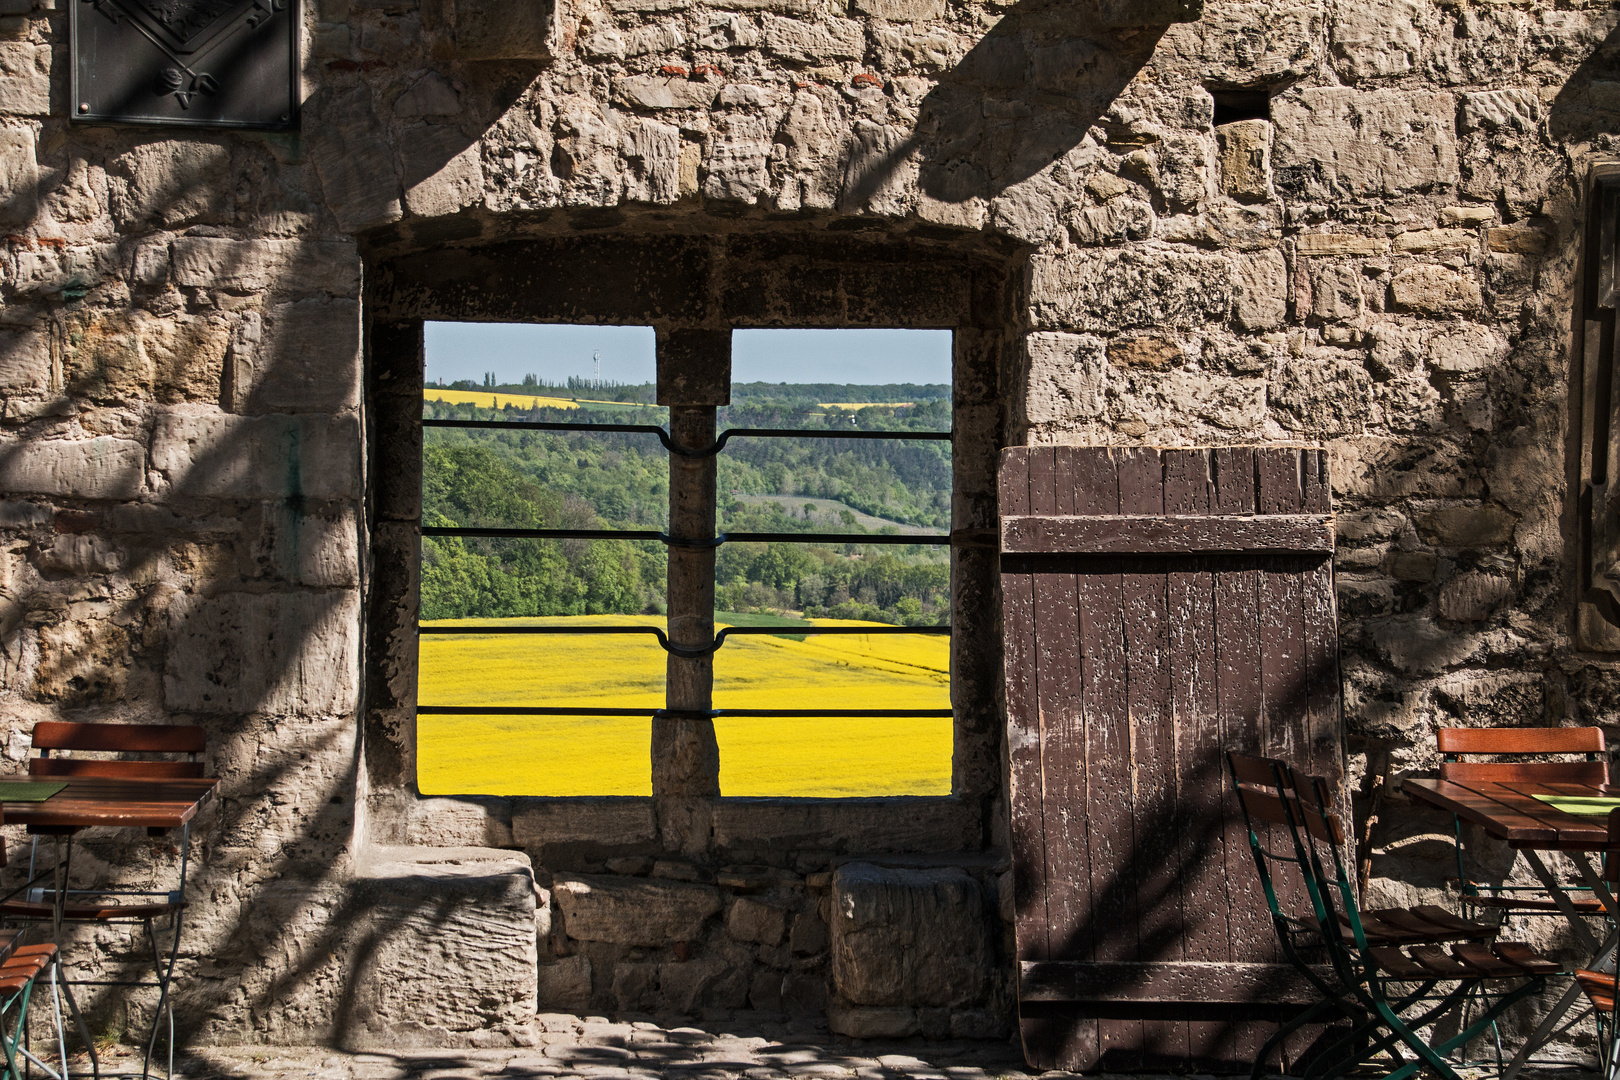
<box><xmin>1523</xmin><ymin>849</ymin><xmax>1601</xmax><ymax>951</ymax></box>
<box><xmin>1503</xmin><ymin>851</ymin><xmax>1616</xmax><ymax>1080</ymax></box>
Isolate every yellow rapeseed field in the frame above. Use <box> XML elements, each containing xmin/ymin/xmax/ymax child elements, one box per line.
<box><xmin>424</xmin><ymin>389</ymin><xmax>580</xmax><ymax>410</ymax></box>
<box><xmin>416</xmin><ymin>615</ymin><xmax>951</xmax><ymax>797</ymax></box>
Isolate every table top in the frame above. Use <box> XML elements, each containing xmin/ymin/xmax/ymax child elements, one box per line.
<box><xmin>1404</xmin><ymin>777</ymin><xmax>1619</xmax><ymax>850</ymax></box>
<box><xmin>0</xmin><ymin>775</ymin><xmax>218</xmax><ymax>832</ymax></box>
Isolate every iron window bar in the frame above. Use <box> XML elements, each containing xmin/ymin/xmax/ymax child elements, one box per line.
<box><xmin>416</xmin><ymin>706</ymin><xmax>954</xmax><ymax>718</ymax></box>
<box><xmin>417</xmin><ymin>621</ymin><xmax>949</xmax><ymax>658</ymax></box>
<box><xmin>422</xmin><ymin>417</ymin><xmax>951</xmax><ymax>457</ymax></box>
<box><xmin>422</xmin><ymin>525</ymin><xmax>949</xmax><ymax>547</ymax></box>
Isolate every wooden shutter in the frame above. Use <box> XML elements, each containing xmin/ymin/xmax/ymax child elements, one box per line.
<box><xmin>1001</xmin><ymin>445</ymin><xmax>1342</xmax><ymax>1071</ymax></box>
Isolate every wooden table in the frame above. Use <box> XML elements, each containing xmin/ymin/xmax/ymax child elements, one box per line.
<box><xmin>0</xmin><ymin>776</ymin><xmax>218</xmax><ymax>833</ymax></box>
<box><xmin>0</xmin><ymin>774</ymin><xmax>217</xmax><ymax>1080</ymax></box>
<box><xmin>1405</xmin><ymin>776</ymin><xmax>1620</xmax><ymax>1078</ymax></box>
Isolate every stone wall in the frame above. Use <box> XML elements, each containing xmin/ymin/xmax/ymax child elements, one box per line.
<box><xmin>0</xmin><ymin>0</ymin><xmax>1618</xmax><ymax>1054</ymax></box>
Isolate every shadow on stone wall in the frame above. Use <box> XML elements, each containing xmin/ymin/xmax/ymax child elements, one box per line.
<box><xmin>841</xmin><ymin>0</ymin><xmax>1167</xmax><ymax>210</ymax></box>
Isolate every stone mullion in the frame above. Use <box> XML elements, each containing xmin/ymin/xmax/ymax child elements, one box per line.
<box><xmin>656</xmin><ymin>403</ymin><xmax>721</xmax><ymax>802</ymax></box>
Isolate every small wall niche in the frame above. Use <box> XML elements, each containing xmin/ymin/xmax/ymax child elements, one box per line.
<box><xmin>1211</xmin><ymin>89</ymin><xmax>1271</xmax><ymax>126</ymax></box>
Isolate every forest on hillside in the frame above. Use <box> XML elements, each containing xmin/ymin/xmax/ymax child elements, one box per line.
<box><xmin>420</xmin><ymin>387</ymin><xmax>952</xmax><ymax>626</ymax></box>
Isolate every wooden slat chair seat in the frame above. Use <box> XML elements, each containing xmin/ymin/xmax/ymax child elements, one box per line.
<box><xmin>1229</xmin><ymin>752</ymin><xmax>1560</xmax><ymax>1080</ymax></box>
<box><xmin>0</xmin><ymin>806</ymin><xmax>71</xmax><ymax>1080</ymax></box>
<box><xmin>1438</xmin><ymin>726</ymin><xmax>1611</xmax><ymax>918</ymax></box>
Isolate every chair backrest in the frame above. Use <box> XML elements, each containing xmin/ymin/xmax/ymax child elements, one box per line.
<box><xmin>30</xmin><ymin>722</ymin><xmax>206</xmax><ymax>779</ymax></box>
<box><xmin>1226</xmin><ymin>752</ymin><xmax>1336</xmax><ymax>943</ymax></box>
<box><xmin>1437</xmin><ymin>726</ymin><xmax>1609</xmax><ymax>785</ymax></box>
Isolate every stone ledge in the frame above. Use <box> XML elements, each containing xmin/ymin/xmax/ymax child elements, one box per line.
<box><xmin>339</xmin><ymin>846</ymin><xmax>541</xmax><ymax>1049</ymax></box>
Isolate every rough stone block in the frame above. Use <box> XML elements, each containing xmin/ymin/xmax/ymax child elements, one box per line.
<box><xmin>512</xmin><ymin>800</ymin><xmax>656</xmax><ymax>846</ymax></box>
<box><xmin>400</xmin><ymin>125</ymin><xmax>485</xmax><ymax>218</ymax></box>
<box><xmin>537</xmin><ymin>955</ymin><xmax>592</xmax><ymax>1011</ymax></box>
<box><xmin>1108</xmin><ymin>336</ymin><xmax>1183</xmax><ymax>370</ymax></box>
<box><xmin>612</xmin><ymin>75</ymin><xmax>720</xmax><ymax>111</ymax></box>
<box><xmin>1393</xmin><ymin>229</ymin><xmax>1475</xmax><ymax>254</ymax></box>
<box><xmin>830</xmin><ymin>862</ymin><xmax>989</xmax><ymax>1009</ymax></box>
<box><xmin>790</xmin><ymin>911</ymin><xmax>828</xmax><ymax>954</ymax></box>
<box><xmin>1296</xmin><ymin>233</ymin><xmax>1390</xmax><ymax>256</ymax></box>
<box><xmin>109</xmin><ymin>142</ymin><xmax>232</xmax><ymax>228</ymax></box>
<box><xmin>621</xmin><ymin>118</ymin><xmax>681</xmax><ymax>204</ymax></box>
<box><xmin>339</xmin><ymin>847</ymin><xmax>539</xmax><ymax>1048</ymax></box>
<box><xmin>1460</xmin><ymin>89</ymin><xmax>1539</xmax><ymax>134</ymax></box>
<box><xmin>1272</xmin><ymin>88</ymin><xmax>1457</xmax><ymax>197</ymax></box>
<box><xmin>1312</xmin><ymin>263</ymin><xmax>1364</xmax><ymax>323</ymax></box>
<box><xmin>1232</xmin><ymin>248</ymin><xmax>1287</xmax><ymax>330</ymax></box>
<box><xmin>0</xmin><ymin>43</ymin><xmax>49</xmax><ymax>114</ymax></box>
<box><xmin>309</xmin><ymin>86</ymin><xmax>403</xmax><ymax>232</ymax></box>
<box><xmin>0</xmin><ymin>435</ymin><xmax>146</xmax><ymax>499</ymax></box>
<box><xmin>171</xmin><ymin>237</ymin><xmax>360</xmax><ymax>297</ymax></box>
<box><xmin>1029</xmin><ymin>249</ymin><xmax>1233</xmax><ymax>332</ymax></box>
<box><xmin>1391</xmin><ymin>265</ymin><xmax>1482</xmax><ymax>314</ymax></box>
<box><xmin>761</xmin><ymin>15</ymin><xmax>863</xmax><ymax>62</ymax></box>
<box><xmin>1441</xmin><ymin>205</ymin><xmax>1496</xmax><ymax>227</ymax></box>
<box><xmin>850</xmin><ymin>0</ymin><xmax>940</xmax><ymax>20</ymax></box>
<box><xmin>1487</xmin><ymin>226</ymin><xmax>1550</xmax><ymax>256</ymax></box>
<box><xmin>1217</xmin><ymin>118</ymin><xmax>1271</xmax><ymax>201</ymax></box>
<box><xmin>1416</xmin><ymin>504</ymin><xmax>1516</xmax><ymax>547</ymax></box>
<box><xmin>0</xmin><ymin>123</ymin><xmax>35</xmax><ymax>224</ymax></box>
<box><xmin>1270</xmin><ymin>355</ymin><xmax>1371</xmax><ymax>437</ymax></box>
<box><xmin>1023</xmin><ymin>332</ymin><xmax>1106</xmax><ymax>426</ymax></box>
<box><xmin>0</xmin><ymin>324</ymin><xmax>47</xmax><ymax>390</ymax></box>
<box><xmin>727</xmin><ymin>897</ymin><xmax>787</xmax><ymax>944</ymax></box>
<box><xmin>231</xmin><ymin>299</ymin><xmax>362</xmax><ymax>413</ymax></box>
<box><xmin>1329</xmin><ymin>0</ymin><xmax>1424</xmax><ymax>80</ymax></box>
<box><xmin>1438</xmin><ymin>572</ymin><xmax>1513</xmax><ymax>622</ymax></box>
<box><xmin>828</xmin><ymin>1002</ymin><xmax>919</xmax><ymax>1037</ymax></box>
<box><xmin>1427</xmin><ymin>324</ymin><xmax>1508</xmax><ymax>375</ymax></box>
<box><xmin>552</xmin><ymin>874</ymin><xmax>722</xmax><ymax>945</ymax></box>
<box><xmin>451</xmin><ymin>0</ymin><xmax>552</xmax><ymax>59</ymax></box>
<box><xmin>151</xmin><ymin>411</ymin><xmax>361</xmax><ymax>501</ymax></box>
<box><xmin>164</xmin><ymin>589</ymin><xmax>360</xmax><ymax>714</ymax></box>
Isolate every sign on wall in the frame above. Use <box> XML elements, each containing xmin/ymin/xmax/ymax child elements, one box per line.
<box><xmin>71</xmin><ymin>0</ymin><xmax>298</xmax><ymax>129</ymax></box>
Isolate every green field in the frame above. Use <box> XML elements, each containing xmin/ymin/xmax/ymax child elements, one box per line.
<box><xmin>417</xmin><ymin>615</ymin><xmax>952</xmax><ymax>797</ymax></box>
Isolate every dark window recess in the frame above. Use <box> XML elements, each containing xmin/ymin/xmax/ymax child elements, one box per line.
<box><xmin>1211</xmin><ymin>90</ymin><xmax>1271</xmax><ymax>126</ymax></box>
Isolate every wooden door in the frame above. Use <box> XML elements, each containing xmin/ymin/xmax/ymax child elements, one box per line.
<box><xmin>1001</xmin><ymin>445</ymin><xmax>1342</xmax><ymax>1071</ymax></box>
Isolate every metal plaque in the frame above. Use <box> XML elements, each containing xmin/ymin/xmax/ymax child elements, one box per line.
<box><xmin>71</xmin><ymin>0</ymin><xmax>297</xmax><ymax>129</ymax></box>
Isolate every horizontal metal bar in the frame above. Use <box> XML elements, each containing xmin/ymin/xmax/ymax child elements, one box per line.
<box><xmin>724</xmin><ymin>530</ymin><xmax>948</xmax><ymax>545</ymax></box>
<box><xmin>418</xmin><ymin>706</ymin><xmax>660</xmax><ymax>716</ymax></box>
<box><xmin>712</xmin><ymin>427</ymin><xmax>951</xmax><ymax>454</ymax></box>
<box><xmin>424</xmin><ymin>526</ymin><xmax>950</xmax><ymax>547</ymax></box>
<box><xmin>416</xmin><ymin>706</ymin><xmax>953</xmax><ymax>718</ymax></box>
<box><xmin>422</xmin><ymin>417</ymin><xmax>949</xmax><ymax>458</ymax></box>
<box><xmin>423</xmin><ymin>526</ymin><xmax>665</xmax><ymax>541</ymax></box>
<box><xmin>418</xmin><ymin>622</ymin><xmax>951</xmax><ymax>657</ymax></box>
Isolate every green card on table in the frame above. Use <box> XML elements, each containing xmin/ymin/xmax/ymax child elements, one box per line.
<box><xmin>0</xmin><ymin>780</ymin><xmax>67</xmax><ymax>802</ymax></box>
<box><xmin>1533</xmin><ymin>793</ymin><xmax>1620</xmax><ymax>816</ymax></box>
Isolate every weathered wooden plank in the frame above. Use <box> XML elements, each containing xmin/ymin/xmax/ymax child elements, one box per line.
<box><xmin>1115</xmin><ymin>446</ymin><xmax>1182</xmax><ymax>1064</ymax></box>
<box><xmin>1212</xmin><ymin>449</ymin><xmax>1271</xmax><ymax>963</ymax></box>
<box><xmin>1031</xmin><ymin>446</ymin><xmax>1084</xmax><ymax>966</ymax></box>
<box><xmin>1001</xmin><ymin>449</ymin><xmax>1047</xmax><ymax>965</ymax></box>
<box><xmin>1070</xmin><ymin>449</ymin><xmax>1136</xmax><ymax>1065</ymax></box>
<box><xmin>1019</xmin><ymin>961</ymin><xmax>1326</xmax><ymax>1005</ymax></box>
<box><xmin>1163</xmin><ymin>451</ymin><xmax>1231</xmax><ymax>1061</ymax></box>
<box><xmin>1000</xmin><ymin>514</ymin><xmax>1334</xmax><ymax>555</ymax></box>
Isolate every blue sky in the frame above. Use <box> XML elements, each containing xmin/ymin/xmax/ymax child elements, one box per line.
<box><xmin>423</xmin><ymin>323</ymin><xmax>952</xmax><ymax>386</ymax></box>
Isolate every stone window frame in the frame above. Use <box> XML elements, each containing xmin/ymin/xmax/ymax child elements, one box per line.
<box><xmin>360</xmin><ymin>223</ymin><xmax>1024</xmax><ymax>859</ymax></box>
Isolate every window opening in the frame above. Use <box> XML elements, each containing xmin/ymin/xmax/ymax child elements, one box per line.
<box><xmin>414</xmin><ymin>324</ymin><xmax>954</xmax><ymax>797</ymax></box>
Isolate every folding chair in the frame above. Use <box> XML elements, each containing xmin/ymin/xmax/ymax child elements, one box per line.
<box><xmin>1285</xmin><ymin>761</ymin><xmax>1561</xmax><ymax>1080</ymax></box>
<box><xmin>1573</xmin><ymin>807</ymin><xmax>1620</xmax><ymax>1078</ymax></box>
<box><xmin>1439</xmin><ymin>726</ymin><xmax>1611</xmax><ymax>917</ymax></box>
<box><xmin>1227</xmin><ymin>752</ymin><xmax>1504</xmax><ymax>1079</ymax></box>
<box><xmin>0</xmin><ymin>722</ymin><xmax>206</xmax><ymax>1080</ymax></box>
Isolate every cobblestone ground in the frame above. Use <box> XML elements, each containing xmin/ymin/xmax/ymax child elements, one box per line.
<box><xmin>62</xmin><ymin>1016</ymin><xmax>1599</xmax><ymax>1080</ymax></box>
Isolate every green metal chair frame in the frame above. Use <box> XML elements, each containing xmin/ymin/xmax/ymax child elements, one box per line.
<box><xmin>1284</xmin><ymin>762</ymin><xmax>1556</xmax><ymax>1080</ymax></box>
<box><xmin>1227</xmin><ymin>752</ymin><xmax>1560</xmax><ymax>1080</ymax></box>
